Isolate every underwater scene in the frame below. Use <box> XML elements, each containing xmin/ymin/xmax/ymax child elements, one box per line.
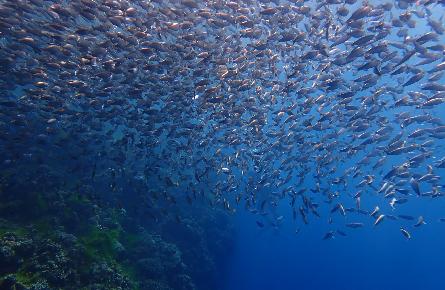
<box><xmin>1</xmin><ymin>0</ymin><xmax>445</xmax><ymax>289</ymax></box>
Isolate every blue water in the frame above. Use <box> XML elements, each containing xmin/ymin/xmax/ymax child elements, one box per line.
<box><xmin>221</xmin><ymin>6</ymin><xmax>445</xmax><ymax>289</ymax></box>
<box><xmin>220</xmin><ymin>111</ymin><xmax>445</xmax><ymax>286</ymax></box>
<box><xmin>225</xmin><ymin>200</ymin><xmax>445</xmax><ymax>290</ymax></box>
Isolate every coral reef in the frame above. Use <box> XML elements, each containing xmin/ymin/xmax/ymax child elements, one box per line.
<box><xmin>0</xmin><ymin>182</ymin><xmax>234</xmax><ymax>290</ymax></box>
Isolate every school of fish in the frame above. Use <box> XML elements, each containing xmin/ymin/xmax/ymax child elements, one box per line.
<box><xmin>1</xmin><ymin>0</ymin><xmax>445</xmax><ymax>240</ymax></box>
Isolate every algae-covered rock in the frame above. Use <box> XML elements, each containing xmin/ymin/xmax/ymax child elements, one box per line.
<box><xmin>88</xmin><ymin>261</ymin><xmax>132</xmax><ymax>289</ymax></box>
<box><xmin>0</xmin><ymin>274</ymin><xmax>28</xmax><ymax>290</ymax></box>
<box><xmin>0</xmin><ymin>176</ymin><xmax>235</xmax><ymax>290</ymax></box>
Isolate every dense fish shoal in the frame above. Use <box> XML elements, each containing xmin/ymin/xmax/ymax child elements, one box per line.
<box><xmin>1</xmin><ymin>0</ymin><xmax>445</xmax><ymax>241</ymax></box>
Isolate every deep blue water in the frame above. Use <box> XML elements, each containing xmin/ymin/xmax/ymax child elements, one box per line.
<box><xmin>221</xmin><ymin>7</ymin><xmax>445</xmax><ymax>290</ymax></box>
<box><xmin>224</xmin><ymin>193</ymin><xmax>445</xmax><ymax>290</ymax></box>
<box><xmin>220</xmin><ymin>107</ymin><xmax>445</xmax><ymax>279</ymax></box>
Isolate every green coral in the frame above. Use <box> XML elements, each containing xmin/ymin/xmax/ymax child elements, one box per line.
<box><xmin>0</xmin><ymin>181</ymin><xmax>234</xmax><ymax>290</ymax></box>
<box><xmin>15</xmin><ymin>271</ymin><xmax>39</xmax><ymax>287</ymax></box>
<box><xmin>0</xmin><ymin>224</ymin><xmax>27</xmax><ymax>238</ymax></box>
<box><xmin>80</xmin><ymin>227</ymin><xmax>121</xmax><ymax>263</ymax></box>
